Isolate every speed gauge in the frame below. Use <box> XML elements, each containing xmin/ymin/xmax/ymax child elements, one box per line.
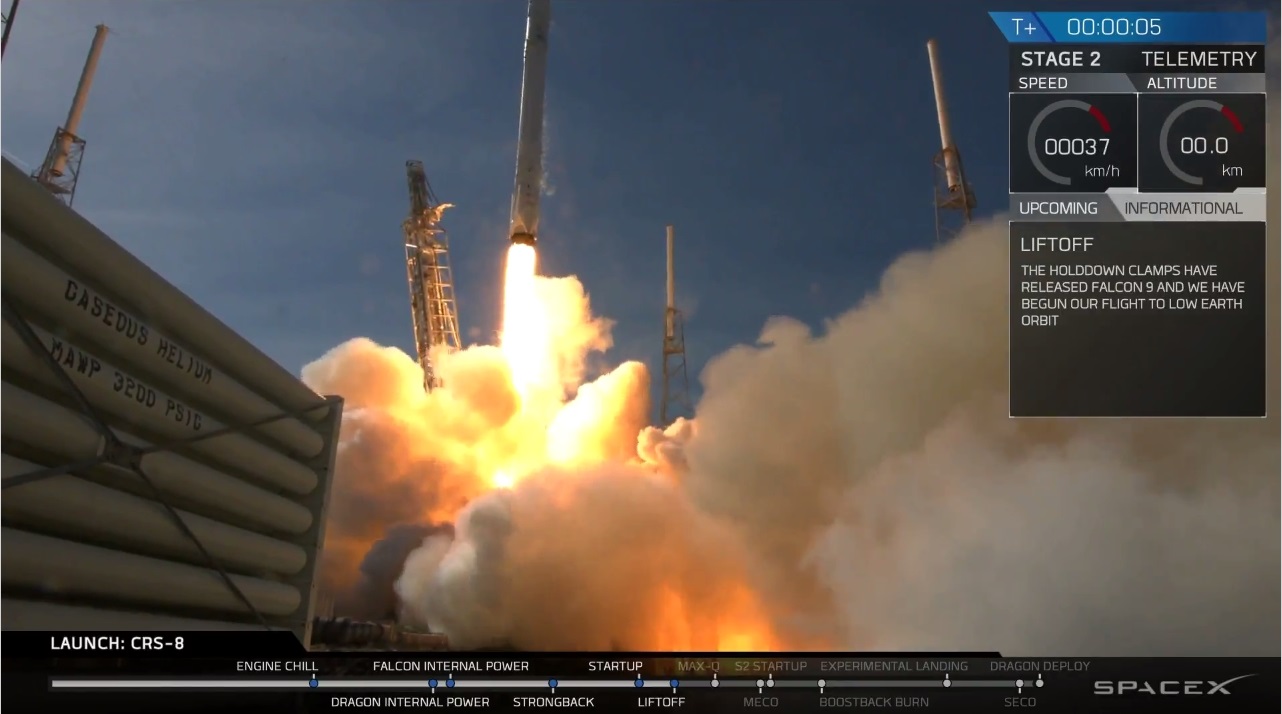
<box><xmin>1010</xmin><ymin>93</ymin><xmax>1137</xmax><ymax>193</ymax></box>
<box><xmin>1139</xmin><ymin>93</ymin><xmax>1265</xmax><ymax>192</ymax></box>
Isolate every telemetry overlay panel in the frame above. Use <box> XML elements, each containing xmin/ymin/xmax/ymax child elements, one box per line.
<box><xmin>992</xmin><ymin>11</ymin><xmax>1268</xmax><ymax>418</ymax></box>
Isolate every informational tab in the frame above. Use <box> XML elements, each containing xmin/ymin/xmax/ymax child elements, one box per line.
<box><xmin>995</xmin><ymin>11</ymin><xmax>1267</xmax><ymax>417</ymax></box>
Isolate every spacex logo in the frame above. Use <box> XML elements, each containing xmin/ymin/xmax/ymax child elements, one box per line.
<box><xmin>1094</xmin><ymin>674</ymin><xmax>1257</xmax><ymax>695</ymax></box>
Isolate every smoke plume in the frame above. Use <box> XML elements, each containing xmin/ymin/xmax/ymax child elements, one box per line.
<box><xmin>335</xmin><ymin>522</ymin><xmax>454</xmax><ymax>622</ymax></box>
<box><xmin>303</xmin><ymin>93</ymin><xmax>1279</xmax><ymax>658</ymax></box>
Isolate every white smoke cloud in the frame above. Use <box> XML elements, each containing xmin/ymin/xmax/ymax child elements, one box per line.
<box><xmin>811</xmin><ymin>401</ymin><xmax>1278</xmax><ymax>655</ymax></box>
<box><xmin>311</xmin><ymin>206</ymin><xmax>1277</xmax><ymax>654</ymax></box>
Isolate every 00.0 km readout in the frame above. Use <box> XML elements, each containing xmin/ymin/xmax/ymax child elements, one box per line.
<box><xmin>1179</xmin><ymin>136</ymin><xmax>1229</xmax><ymax>155</ymax></box>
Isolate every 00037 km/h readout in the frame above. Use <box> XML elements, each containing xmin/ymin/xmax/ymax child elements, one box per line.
<box><xmin>1009</xmin><ymin>92</ymin><xmax>1138</xmax><ymax>193</ymax></box>
<box><xmin>1026</xmin><ymin>99</ymin><xmax>1113</xmax><ymax>186</ymax></box>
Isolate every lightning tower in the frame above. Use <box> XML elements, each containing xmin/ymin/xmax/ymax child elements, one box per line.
<box><xmin>403</xmin><ymin>160</ymin><xmax>461</xmax><ymax>391</ymax></box>
<box><xmin>660</xmin><ymin>225</ymin><xmax>692</xmax><ymax>424</ymax></box>
<box><xmin>32</xmin><ymin>23</ymin><xmax>108</xmax><ymax>207</ymax></box>
<box><xmin>926</xmin><ymin>38</ymin><xmax>976</xmax><ymax>244</ymax></box>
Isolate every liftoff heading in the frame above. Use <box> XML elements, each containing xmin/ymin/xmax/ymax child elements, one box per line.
<box><xmin>1020</xmin><ymin>236</ymin><xmax>1094</xmax><ymax>252</ymax></box>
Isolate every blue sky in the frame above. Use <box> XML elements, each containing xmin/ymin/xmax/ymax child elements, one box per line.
<box><xmin>2</xmin><ymin>0</ymin><xmax>1272</xmax><ymax>415</ymax></box>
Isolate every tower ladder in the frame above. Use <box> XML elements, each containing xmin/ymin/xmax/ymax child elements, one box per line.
<box><xmin>403</xmin><ymin>159</ymin><xmax>461</xmax><ymax>391</ymax></box>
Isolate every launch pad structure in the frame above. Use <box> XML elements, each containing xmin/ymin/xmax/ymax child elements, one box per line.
<box><xmin>31</xmin><ymin>23</ymin><xmax>108</xmax><ymax>208</ymax></box>
<box><xmin>660</xmin><ymin>225</ymin><xmax>692</xmax><ymax>425</ymax></box>
<box><xmin>926</xmin><ymin>38</ymin><xmax>977</xmax><ymax>244</ymax></box>
<box><xmin>403</xmin><ymin>160</ymin><xmax>462</xmax><ymax>391</ymax></box>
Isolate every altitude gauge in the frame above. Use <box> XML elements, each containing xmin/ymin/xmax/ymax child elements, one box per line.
<box><xmin>1139</xmin><ymin>93</ymin><xmax>1265</xmax><ymax>192</ymax></box>
<box><xmin>1009</xmin><ymin>93</ymin><xmax>1138</xmax><ymax>193</ymax></box>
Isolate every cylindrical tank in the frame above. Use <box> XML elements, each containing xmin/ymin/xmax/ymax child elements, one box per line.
<box><xmin>2</xmin><ymin>321</ymin><xmax>318</xmax><ymax>494</ymax></box>
<box><xmin>1</xmin><ymin>157</ymin><xmax>343</xmax><ymax>642</ymax></box>
<box><xmin>1</xmin><ymin>158</ymin><xmax>331</xmax><ymax>422</ymax></box>
<box><xmin>2</xmin><ymin>234</ymin><xmax>325</xmax><ymax>458</ymax></box>
<box><xmin>2</xmin><ymin>529</ymin><xmax>302</xmax><ymax>616</ymax></box>
<box><xmin>3</xmin><ymin>454</ymin><xmax>308</xmax><ymax>574</ymax></box>
<box><xmin>2</xmin><ymin>383</ymin><xmax>314</xmax><ymax>533</ymax></box>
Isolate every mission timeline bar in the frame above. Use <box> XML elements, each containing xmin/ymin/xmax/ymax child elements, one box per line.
<box><xmin>6</xmin><ymin>656</ymin><xmax>1279</xmax><ymax>713</ymax></box>
<box><xmin>5</xmin><ymin>634</ymin><xmax>1278</xmax><ymax>712</ymax></box>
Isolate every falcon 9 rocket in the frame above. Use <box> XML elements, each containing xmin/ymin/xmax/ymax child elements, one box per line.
<box><xmin>508</xmin><ymin>0</ymin><xmax>551</xmax><ymax>248</ymax></box>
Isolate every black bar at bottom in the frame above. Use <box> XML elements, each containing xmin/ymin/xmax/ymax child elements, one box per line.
<box><xmin>1009</xmin><ymin>221</ymin><xmax>1265</xmax><ymax>417</ymax></box>
<box><xmin>7</xmin><ymin>657</ymin><xmax>1280</xmax><ymax>713</ymax></box>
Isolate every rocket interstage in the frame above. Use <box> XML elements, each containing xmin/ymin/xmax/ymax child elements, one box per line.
<box><xmin>508</xmin><ymin>0</ymin><xmax>551</xmax><ymax>248</ymax></box>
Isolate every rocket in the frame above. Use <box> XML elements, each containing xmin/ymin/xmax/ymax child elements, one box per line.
<box><xmin>508</xmin><ymin>0</ymin><xmax>551</xmax><ymax>247</ymax></box>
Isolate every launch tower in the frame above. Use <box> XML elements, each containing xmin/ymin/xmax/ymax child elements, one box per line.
<box><xmin>660</xmin><ymin>225</ymin><xmax>692</xmax><ymax>424</ymax></box>
<box><xmin>927</xmin><ymin>38</ymin><xmax>976</xmax><ymax>244</ymax></box>
<box><xmin>402</xmin><ymin>160</ymin><xmax>461</xmax><ymax>391</ymax></box>
<box><xmin>32</xmin><ymin>23</ymin><xmax>108</xmax><ymax>207</ymax></box>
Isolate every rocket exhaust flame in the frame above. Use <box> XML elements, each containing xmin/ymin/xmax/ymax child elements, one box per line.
<box><xmin>499</xmin><ymin>0</ymin><xmax>554</xmax><ymax>480</ymax></box>
<box><xmin>501</xmin><ymin>243</ymin><xmax>545</xmax><ymax>401</ymax></box>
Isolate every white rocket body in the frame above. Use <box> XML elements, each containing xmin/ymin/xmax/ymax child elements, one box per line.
<box><xmin>665</xmin><ymin>225</ymin><xmax>676</xmax><ymax>339</ymax></box>
<box><xmin>926</xmin><ymin>38</ymin><xmax>962</xmax><ymax>192</ymax></box>
<box><xmin>51</xmin><ymin>24</ymin><xmax>109</xmax><ymax>177</ymax></box>
<box><xmin>508</xmin><ymin>0</ymin><xmax>551</xmax><ymax>246</ymax></box>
